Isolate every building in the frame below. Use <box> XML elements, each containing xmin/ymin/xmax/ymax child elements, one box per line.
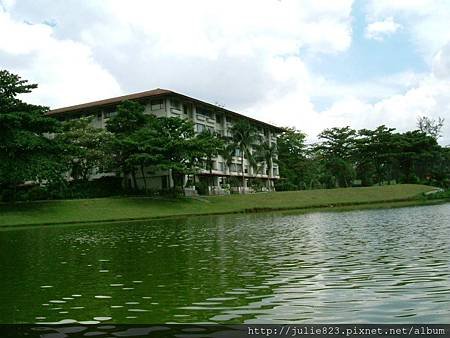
<box><xmin>48</xmin><ymin>89</ymin><xmax>282</xmax><ymax>194</ymax></box>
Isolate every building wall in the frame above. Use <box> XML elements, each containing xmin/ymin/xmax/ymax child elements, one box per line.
<box><xmin>75</xmin><ymin>95</ymin><xmax>280</xmax><ymax>189</ymax></box>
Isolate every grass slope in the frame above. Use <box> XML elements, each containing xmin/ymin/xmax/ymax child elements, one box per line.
<box><xmin>0</xmin><ymin>184</ymin><xmax>437</xmax><ymax>227</ymax></box>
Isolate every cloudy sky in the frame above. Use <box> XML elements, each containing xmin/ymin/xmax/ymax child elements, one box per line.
<box><xmin>1</xmin><ymin>0</ymin><xmax>450</xmax><ymax>144</ymax></box>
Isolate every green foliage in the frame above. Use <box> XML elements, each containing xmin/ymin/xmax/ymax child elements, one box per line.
<box><xmin>196</xmin><ymin>130</ymin><xmax>225</xmax><ymax>173</ymax></box>
<box><xmin>55</xmin><ymin>117</ymin><xmax>113</xmax><ymax>181</ymax></box>
<box><xmin>106</xmin><ymin>101</ymin><xmax>214</xmax><ymax>192</ymax></box>
<box><xmin>278</xmin><ymin>123</ymin><xmax>449</xmax><ymax>190</ymax></box>
<box><xmin>106</xmin><ymin>100</ymin><xmax>146</xmax><ymax>134</ymax></box>
<box><xmin>276</xmin><ymin>128</ymin><xmax>309</xmax><ymax>190</ymax></box>
<box><xmin>254</xmin><ymin>140</ymin><xmax>277</xmax><ymax>189</ymax></box>
<box><xmin>230</xmin><ymin>120</ymin><xmax>259</xmax><ymax>186</ymax></box>
<box><xmin>316</xmin><ymin>126</ymin><xmax>357</xmax><ymax>188</ymax></box>
<box><xmin>1</xmin><ymin>70</ymin><xmax>449</xmax><ymax>202</ymax></box>
<box><xmin>0</xmin><ymin>70</ymin><xmax>65</xmax><ymax>201</ymax></box>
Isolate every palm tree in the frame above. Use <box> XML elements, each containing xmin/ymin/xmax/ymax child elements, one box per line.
<box><xmin>220</xmin><ymin>140</ymin><xmax>235</xmax><ymax>175</ymax></box>
<box><xmin>258</xmin><ymin>141</ymin><xmax>278</xmax><ymax>191</ymax></box>
<box><xmin>230</xmin><ymin>120</ymin><xmax>259</xmax><ymax>190</ymax></box>
<box><xmin>197</xmin><ymin>130</ymin><xmax>224</xmax><ymax>187</ymax></box>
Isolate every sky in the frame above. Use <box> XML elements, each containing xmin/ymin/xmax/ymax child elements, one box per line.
<box><xmin>1</xmin><ymin>0</ymin><xmax>450</xmax><ymax>145</ymax></box>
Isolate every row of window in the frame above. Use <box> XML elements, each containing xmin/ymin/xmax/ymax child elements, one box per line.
<box><xmin>204</xmin><ymin>161</ymin><xmax>278</xmax><ymax>176</ymax></box>
<box><xmin>195</xmin><ymin>123</ymin><xmax>215</xmax><ymax>133</ymax></box>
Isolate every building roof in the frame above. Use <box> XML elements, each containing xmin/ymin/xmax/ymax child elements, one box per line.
<box><xmin>47</xmin><ymin>88</ymin><xmax>283</xmax><ymax>131</ymax></box>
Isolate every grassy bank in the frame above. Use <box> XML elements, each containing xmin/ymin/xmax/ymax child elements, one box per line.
<box><xmin>0</xmin><ymin>184</ymin><xmax>442</xmax><ymax>227</ymax></box>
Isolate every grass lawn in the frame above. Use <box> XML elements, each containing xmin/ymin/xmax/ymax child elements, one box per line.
<box><xmin>0</xmin><ymin>184</ymin><xmax>439</xmax><ymax>227</ymax></box>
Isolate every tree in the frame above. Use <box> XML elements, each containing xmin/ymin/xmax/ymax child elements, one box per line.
<box><xmin>395</xmin><ymin>130</ymin><xmax>439</xmax><ymax>183</ymax></box>
<box><xmin>106</xmin><ymin>100</ymin><xmax>147</xmax><ymax>190</ymax></box>
<box><xmin>317</xmin><ymin>126</ymin><xmax>357</xmax><ymax>187</ymax></box>
<box><xmin>219</xmin><ymin>140</ymin><xmax>235</xmax><ymax>176</ymax></box>
<box><xmin>230</xmin><ymin>120</ymin><xmax>259</xmax><ymax>189</ymax></box>
<box><xmin>276</xmin><ymin>127</ymin><xmax>308</xmax><ymax>190</ymax></box>
<box><xmin>152</xmin><ymin>117</ymin><xmax>203</xmax><ymax>191</ymax></box>
<box><xmin>355</xmin><ymin>125</ymin><xmax>397</xmax><ymax>185</ymax></box>
<box><xmin>417</xmin><ymin>116</ymin><xmax>445</xmax><ymax>140</ymax></box>
<box><xmin>196</xmin><ymin>130</ymin><xmax>225</xmax><ymax>186</ymax></box>
<box><xmin>256</xmin><ymin>140</ymin><xmax>278</xmax><ymax>190</ymax></box>
<box><xmin>56</xmin><ymin>117</ymin><xmax>113</xmax><ymax>182</ymax></box>
<box><xmin>126</xmin><ymin>117</ymin><xmax>164</xmax><ymax>192</ymax></box>
<box><xmin>0</xmin><ymin>70</ymin><xmax>63</xmax><ymax>201</ymax></box>
<box><xmin>106</xmin><ymin>100</ymin><xmax>147</xmax><ymax>134</ymax></box>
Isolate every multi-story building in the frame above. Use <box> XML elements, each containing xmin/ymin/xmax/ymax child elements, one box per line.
<box><xmin>48</xmin><ymin>89</ymin><xmax>282</xmax><ymax>194</ymax></box>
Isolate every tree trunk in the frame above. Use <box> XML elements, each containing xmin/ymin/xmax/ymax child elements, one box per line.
<box><xmin>241</xmin><ymin>151</ymin><xmax>245</xmax><ymax>191</ymax></box>
<box><xmin>140</xmin><ymin>165</ymin><xmax>147</xmax><ymax>192</ymax></box>
<box><xmin>131</xmin><ymin>170</ymin><xmax>138</xmax><ymax>191</ymax></box>
<box><xmin>209</xmin><ymin>157</ymin><xmax>214</xmax><ymax>187</ymax></box>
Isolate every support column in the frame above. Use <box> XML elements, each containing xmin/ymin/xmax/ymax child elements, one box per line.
<box><xmin>168</xmin><ymin>169</ymin><xmax>174</xmax><ymax>188</ymax></box>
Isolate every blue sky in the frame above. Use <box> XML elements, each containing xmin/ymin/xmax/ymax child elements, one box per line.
<box><xmin>309</xmin><ymin>2</ymin><xmax>426</xmax><ymax>84</ymax></box>
<box><xmin>0</xmin><ymin>0</ymin><xmax>449</xmax><ymax>144</ymax></box>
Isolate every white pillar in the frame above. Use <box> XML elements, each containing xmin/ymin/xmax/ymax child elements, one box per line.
<box><xmin>168</xmin><ymin>169</ymin><xmax>174</xmax><ymax>188</ymax></box>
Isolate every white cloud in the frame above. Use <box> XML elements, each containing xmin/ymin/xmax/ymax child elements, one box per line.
<box><xmin>251</xmin><ymin>74</ymin><xmax>450</xmax><ymax>145</ymax></box>
<box><xmin>0</xmin><ymin>7</ymin><xmax>122</xmax><ymax>108</ymax></box>
<box><xmin>2</xmin><ymin>0</ymin><xmax>450</xmax><ymax>146</ymax></box>
<box><xmin>365</xmin><ymin>17</ymin><xmax>402</xmax><ymax>41</ymax></box>
<box><xmin>366</xmin><ymin>0</ymin><xmax>450</xmax><ymax>61</ymax></box>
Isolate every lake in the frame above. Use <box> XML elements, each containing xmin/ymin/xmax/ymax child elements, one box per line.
<box><xmin>0</xmin><ymin>203</ymin><xmax>449</xmax><ymax>324</ymax></box>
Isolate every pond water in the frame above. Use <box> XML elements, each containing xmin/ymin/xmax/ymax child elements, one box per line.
<box><xmin>0</xmin><ymin>204</ymin><xmax>449</xmax><ymax>324</ymax></box>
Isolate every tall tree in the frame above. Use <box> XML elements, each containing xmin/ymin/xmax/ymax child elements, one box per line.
<box><xmin>106</xmin><ymin>100</ymin><xmax>147</xmax><ymax>190</ymax></box>
<box><xmin>126</xmin><ymin>116</ymin><xmax>164</xmax><ymax>192</ymax></box>
<box><xmin>276</xmin><ymin>127</ymin><xmax>308</xmax><ymax>190</ymax></box>
<box><xmin>396</xmin><ymin>130</ymin><xmax>439</xmax><ymax>183</ymax></box>
<box><xmin>355</xmin><ymin>125</ymin><xmax>397</xmax><ymax>185</ymax></box>
<box><xmin>417</xmin><ymin>116</ymin><xmax>445</xmax><ymax>140</ymax></box>
<box><xmin>153</xmin><ymin>117</ymin><xmax>203</xmax><ymax>190</ymax></box>
<box><xmin>317</xmin><ymin>126</ymin><xmax>357</xmax><ymax>187</ymax></box>
<box><xmin>0</xmin><ymin>70</ymin><xmax>63</xmax><ymax>201</ymax></box>
<box><xmin>230</xmin><ymin>120</ymin><xmax>259</xmax><ymax>189</ymax></box>
<box><xmin>219</xmin><ymin>140</ymin><xmax>235</xmax><ymax>176</ymax></box>
<box><xmin>196</xmin><ymin>130</ymin><xmax>225</xmax><ymax>186</ymax></box>
<box><xmin>256</xmin><ymin>140</ymin><xmax>278</xmax><ymax>190</ymax></box>
<box><xmin>56</xmin><ymin>117</ymin><xmax>113</xmax><ymax>182</ymax></box>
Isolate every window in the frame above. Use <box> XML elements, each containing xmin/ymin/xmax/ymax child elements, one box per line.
<box><xmin>171</xmin><ymin>99</ymin><xmax>181</xmax><ymax>110</ymax></box>
<box><xmin>97</xmin><ymin>112</ymin><xmax>102</xmax><ymax>121</ymax></box>
<box><xmin>219</xmin><ymin>162</ymin><xmax>225</xmax><ymax>172</ymax></box>
<box><xmin>183</xmin><ymin>104</ymin><xmax>191</xmax><ymax>115</ymax></box>
<box><xmin>197</xmin><ymin>107</ymin><xmax>212</xmax><ymax>119</ymax></box>
<box><xmin>226</xmin><ymin>116</ymin><xmax>233</xmax><ymax>123</ymax></box>
<box><xmin>236</xmin><ymin>164</ymin><xmax>243</xmax><ymax>172</ymax></box>
<box><xmin>151</xmin><ymin>99</ymin><xmax>164</xmax><ymax>111</ymax></box>
<box><xmin>273</xmin><ymin>167</ymin><xmax>278</xmax><ymax>176</ymax></box>
<box><xmin>216</xmin><ymin>114</ymin><xmax>222</xmax><ymax>123</ymax></box>
<box><xmin>104</xmin><ymin>111</ymin><xmax>116</xmax><ymax>118</ymax></box>
<box><xmin>234</xmin><ymin>148</ymin><xmax>241</xmax><ymax>157</ymax></box>
<box><xmin>196</xmin><ymin>123</ymin><xmax>206</xmax><ymax>133</ymax></box>
<box><xmin>230</xmin><ymin>164</ymin><xmax>237</xmax><ymax>172</ymax></box>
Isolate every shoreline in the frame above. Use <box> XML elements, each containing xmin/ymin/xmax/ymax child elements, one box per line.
<box><xmin>1</xmin><ymin>195</ymin><xmax>447</xmax><ymax>230</ymax></box>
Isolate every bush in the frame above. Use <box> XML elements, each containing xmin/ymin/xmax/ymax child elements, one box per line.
<box><xmin>195</xmin><ymin>180</ymin><xmax>209</xmax><ymax>195</ymax></box>
<box><xmin>65</xmin><ymin>176</ymin><xmax>123</xmax><ymax>199</ymax></box>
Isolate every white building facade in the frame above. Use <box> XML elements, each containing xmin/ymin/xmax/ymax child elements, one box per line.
<box><xmin>48</xmin><ymin>89</ymin><xmax>282</xmax><ymax>194</ymax></box>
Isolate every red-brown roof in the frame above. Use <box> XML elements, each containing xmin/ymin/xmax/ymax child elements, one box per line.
<box><xmin>47</xmin><ymin>88</ymin><xmax>283</xmax><ymax>131</ymax></box>
<box><xmin>47</xmin><ymin>88</ymin><xmax>171</xmax><ymax>115</ymax></box>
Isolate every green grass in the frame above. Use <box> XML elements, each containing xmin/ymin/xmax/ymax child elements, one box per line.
<box><xmin>0</xmin><ymin>184</ymin><xmax>440</xmax><ymax>227</ymax></box>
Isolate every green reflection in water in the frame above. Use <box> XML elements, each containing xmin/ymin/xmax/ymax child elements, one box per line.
<box><xmin>0</xmin><ymin>204</ymin><xmax>449</xmax><ymax>324</ymax></box>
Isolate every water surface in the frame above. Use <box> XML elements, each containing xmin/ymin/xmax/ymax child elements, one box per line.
<box><xmin>0</xmin><ymin>204</ymin><xmax>449</xmax><ymax>323</ymax></box>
